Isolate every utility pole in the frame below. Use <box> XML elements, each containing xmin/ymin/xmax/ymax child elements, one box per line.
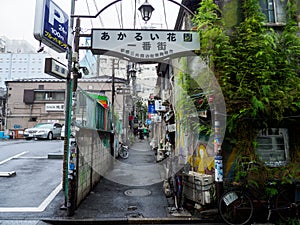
<box><xmin>66</xmin><ymin>16</ymin><xmax>81</xmax><ymax>217</ymax></box>
<box><xmin>213</xmin><ymin>102</ymin><xmax>223</xmax><ymax>200</ymax></box>
<box><xmin>62</xmin><ymin>0</ymin><xmax>75</xmax><ymax>209</ymax></box>
<box><xmin>111</xmin><ymin>58</ymin><xmax>116</xmax><ymax>157</ymax></box>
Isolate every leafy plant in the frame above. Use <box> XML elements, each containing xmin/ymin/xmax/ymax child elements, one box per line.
<box><xmin>192</xmin><ymin>0</ymin><xmax>300</xmax><ymax>181</ymax></box>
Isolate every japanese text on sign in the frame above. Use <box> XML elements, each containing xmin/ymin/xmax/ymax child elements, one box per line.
<box><xmin>91</xmin><ymin>29</ymin><xmax>200</xmax><ymax>60</ymax></box>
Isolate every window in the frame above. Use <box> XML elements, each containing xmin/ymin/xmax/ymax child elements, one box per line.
<box><xmin>255</xmin><ymin>128</ymin><xmax>289</xmax><ymax>167</ymax></box>
<box><xmin>259</xmin><ymin>0</ymin><xmax>287</xmax><ymax>24</ymax></box>
<box><xmin>34</xmin><ymin>91</ymin><xmax>65</xmax><ymax>101</ymax></box>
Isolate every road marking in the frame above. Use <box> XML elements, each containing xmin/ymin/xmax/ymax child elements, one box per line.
<box><xmin>0</xmin><ymin>182</ymin><xmax>62</xmax><ymax>212</ymax></box>
<box><xmin>18</xmin><ymin>156</ymin><xmax>48</xmax><ymax>159</ymax></box>
<box><xmin>0</xmin><ymin>151</ymin><xmax>28</xmax><ymax>165</ymax></box>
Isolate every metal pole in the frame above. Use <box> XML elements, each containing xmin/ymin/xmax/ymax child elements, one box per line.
<box><xmin>67</xmin><ymin>16</ymin><xmax>81</xmax><ymax>217</ymax></box>
<box><xmin>111</xmin><ymin>59</ymin><xmax>115</xmax><ymax>156</ymax></box>
<box><xmin>62</xmin><ymin>0</ymin><xmax>75</xmax><ymax>208</ymax></box>
<box><xmin>214</xmin><ymin>107</ymin><xmax>223</xmax><ymax>200</ymax></box>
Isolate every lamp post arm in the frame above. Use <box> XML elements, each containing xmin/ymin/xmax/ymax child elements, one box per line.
<box><xmin>71</xmin><ymin>0</ymin><xmax>194</xmax><ymax>19</ymax></box>
<box><xmin>166</xmin><ymin>0</ymin><xmax>195</xmax><ymax>16</ymax></box>
<box><xmin>71</xmin><ymin>0</ymin><xmax>122</xmax><ymax>18</ymax></box>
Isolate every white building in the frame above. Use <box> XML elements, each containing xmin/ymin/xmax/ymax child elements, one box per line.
<box><xmin>0</xmin><ymin>36</ymin><xmax>66</xmax><ymax>89</ymax></box>
<box><xmin>0</xmin><ymin>52</ymin><xmax>54</xmax><ymax>88</ymax></box>
<box><xmin>136</xmin><ymin>64</ymin><xmax>157</xmax><ymax>101</ymax></box>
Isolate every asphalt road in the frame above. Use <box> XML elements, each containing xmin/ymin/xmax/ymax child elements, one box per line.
<box><xmin>0</xmin><ymin>139</ymin><xmax>64</xmax><ymax>212</ymax></box>
<box><xmin>0</xmin><ymin>139</ymin><xmax>273</xmax><ymax>225</ymax></box>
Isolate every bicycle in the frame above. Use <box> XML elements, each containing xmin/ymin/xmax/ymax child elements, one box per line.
<box><xmin>117</xmin><ymin>142</ymin><xmax>129</xmax><ymax>159</ymax></box>
<box><xmin>218</xmin><ymin>162</ymin><xmax>300</xmax><ymax>225</ymax></box>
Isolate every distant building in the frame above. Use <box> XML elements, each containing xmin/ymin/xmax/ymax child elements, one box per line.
<box><xmin>5</xmin><ymin>77</ymin><xmax>127</xmax><ymax>134</ymax></box>
<box><xmin>0</xmin><ymin>36</ymin><xmax>67</xmax><ymax>89</ymax></box>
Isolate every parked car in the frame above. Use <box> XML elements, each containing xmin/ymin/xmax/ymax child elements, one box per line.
<box><xmin>23</xmin><ymin>123</ymin><xmax>63</xmax><ymax>140</ymax></box>
<box><xmin>61</xmin><ymin>125</ymin><xmax>65</xmax><ymax>140</ymax></box>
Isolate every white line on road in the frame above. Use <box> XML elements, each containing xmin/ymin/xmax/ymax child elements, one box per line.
<box><xmin>0</xmin><ymin>182</ymin><xmax>62</xmax><ymax>212</ymax></box>
<box><xmin>0</xmin><ymin>151</ymin><xmax>28</xmax><ymax>165</ymax></box>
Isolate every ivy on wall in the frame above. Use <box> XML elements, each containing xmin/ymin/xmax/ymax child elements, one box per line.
<box><xmin>192</xmin><ymin>0</ymin><xmax>300</xmax><ymax>180</ymax></box>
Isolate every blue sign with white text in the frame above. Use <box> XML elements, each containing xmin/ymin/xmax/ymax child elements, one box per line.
<box><xmin>148</xmin><ymin>103</ymin><xmax>156</xmax><ymax>114</ymax></box>
<box><xmin>43</xmin><ymin>0</ymin><xmax>68</xmax><ymax>52</ymax></box>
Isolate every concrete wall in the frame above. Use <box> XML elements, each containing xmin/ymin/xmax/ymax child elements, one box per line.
<box><xmin>76</xmin><ymin>128</ymin><xmax>112</xmax><ymax>206</ymax></box>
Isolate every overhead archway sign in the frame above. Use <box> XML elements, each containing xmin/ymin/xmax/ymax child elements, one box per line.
<box><xmin>91</xmin><ymin>29</ymin><xmax>200</xmax><ymax>61</ymax></box>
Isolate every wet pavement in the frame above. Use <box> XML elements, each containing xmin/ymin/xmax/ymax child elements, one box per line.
<box><xmin>43</xmin><ymin>139</ymin><xmax>223</xmax><ymax>224</ymax></box>
<box><xmin>0</xmin><ymin>138</ymin><xmax>277</xmax><ymax>224</ymax></box>
<box><xmin>43</xmin><ymin>138</ymin><xmax>223</xmax><ymax>224</ymax></box>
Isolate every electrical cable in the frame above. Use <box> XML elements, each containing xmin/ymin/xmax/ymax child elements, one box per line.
<box><xmin>162</xmin><ymin>0</ymin><xmax>169</xmax><ymax>29</ymax></box>
<box><xmin>92</xmin><ymin>0</ymin><xmax>105</xmax><ymax>27</ymax></box>
<box><xmin>120</xmin><ymin>0</ymin><xmax>124</xmax><ymax>29</ymax></box>
<box><xmin>134</xmin><ymin>0</ymin><xmax>137</xmax><ymax>29</ymax></box>
<box><xmin>85</xmin><ymin>0</ymin><xmax>94</xmax><ymax>28</ymax></box>
<box><xmin>115</xmin><ymin>3</ymin><xmax>122</xmax><ymax>28</ymax></box>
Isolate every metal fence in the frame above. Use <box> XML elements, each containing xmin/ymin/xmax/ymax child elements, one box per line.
<box><xmin>76</xmin><ymin>87</ymin><xmax>111</xmax><ymax>131</ymax></box>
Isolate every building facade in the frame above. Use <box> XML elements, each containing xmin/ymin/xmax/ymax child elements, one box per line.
<box><xmin>5</xmin><ymin>77</ymin><xmax>127</xmax><ymax>136</ymax></box>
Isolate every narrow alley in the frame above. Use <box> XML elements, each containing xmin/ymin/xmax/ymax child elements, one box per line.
<box><xmin>43</xmin><ymin>138</ymin><xmax>222</xmax><ymax>225</ymax></box>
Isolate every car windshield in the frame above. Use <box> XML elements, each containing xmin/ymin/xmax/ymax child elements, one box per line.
<box><xmin>33</xmin><ymin>123</ymin><xmax>53</xmax><ymax>129</ymax></box>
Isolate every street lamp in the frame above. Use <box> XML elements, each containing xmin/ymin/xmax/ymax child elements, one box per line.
<box><xmin>138</xmin><ymin>0</ymin><xmax>155</xmax><ymax>22</ymax></box>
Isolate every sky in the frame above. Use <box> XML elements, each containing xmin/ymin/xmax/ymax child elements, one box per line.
<box><xmin>0</xmin><ymin>0</ymin><xmax>180</xmax><ymax>50</ymax></box>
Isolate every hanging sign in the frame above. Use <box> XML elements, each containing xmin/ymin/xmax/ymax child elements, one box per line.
<box><xmin>44</xmin><ymin>58</ymin><xmax>68</xmax><ymax>79</ymax></box>
<box><xmin>34</xmin><ymin>0</ymin><xmax>69</xmax><ymax>53</ymax></box>
<box><xmin>91</xmin><ymin>29</ymin><xmax>200</xmax><ymax>61</ymax></box>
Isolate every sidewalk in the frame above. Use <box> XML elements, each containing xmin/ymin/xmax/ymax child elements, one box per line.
<box><xmin>44</xmin><ymin>138</ymin><xmax>223</xmax><ymax>224</ymax></box>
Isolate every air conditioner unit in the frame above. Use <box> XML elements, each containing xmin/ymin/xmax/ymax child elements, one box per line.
<box><xmin>155</xmin><ymin>100</ymin><xmax>166</xmax><ymax>111</ymax></box>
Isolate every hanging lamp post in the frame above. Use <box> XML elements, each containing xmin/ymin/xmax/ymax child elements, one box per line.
<box><xmin>138</xmin><ymin>0</ymin><xmax>155</xmax><ymax>22</ymax></box>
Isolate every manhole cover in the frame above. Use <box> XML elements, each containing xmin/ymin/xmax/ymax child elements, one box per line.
<box><xmin>124</xmin><ymin>188</ymin><xmax>151</xmax><ymax>197</ymax></box>
<box><xmin>127</xmin><ymin>212</ymin><xmax>144</xmax><ymax>218</ymax></box>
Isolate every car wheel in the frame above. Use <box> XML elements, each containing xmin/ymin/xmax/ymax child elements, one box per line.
<box><xmin>48</xmin><ymin>132</ymin><xmax>53</xmax><ymax>140</ymax></box>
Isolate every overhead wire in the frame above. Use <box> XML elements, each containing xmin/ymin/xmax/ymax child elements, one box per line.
<box><xmin>92</xmin><ymin>0</ymin><xmax>105</xmax><ymax>27</ymax></box>
<box><xmin>120</xmin><ymin>0</ymin><xmax>124</xmax><ymax>29</ymax></box>
<box><xmin>133</xmin><ymin>0</ymin><xmax>137</xmax><ymax>28</ymax></box>
<box><xmin>85</xmin><ymin>0</ymin><xmax>94</xmax><ymax>28</ymax></box>
<box><xmin>162</xmin><ymin>0</ymin><xmax>169</xmax><ymax>29</ymax></box>
<box><xmin>115</xmin><ymin>3</ymin><xmax>123</xmax><ymax>28</ymax></box>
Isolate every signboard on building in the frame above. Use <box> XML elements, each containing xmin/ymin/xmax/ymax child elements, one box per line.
<box><xmin>91</xmin><ymin>29</ymin><xmax>200</xmax><ymax>61</ymax></box>
<box><xmin>44</xmin><ymin>58</ymin><xmax>68</xmax><ymax>79</ymax></box>
<box><xmin>34</xmin><ymin>0</ymin><xmax>69</xmax><ymax>53</ymax></box>
<box><xmin>45</xmin><ymin>104</ymin><xmax>64</xmax><ymax>111</ymax></box>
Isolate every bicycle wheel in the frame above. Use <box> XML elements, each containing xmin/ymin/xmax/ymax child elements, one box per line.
<box><xmin>219</xmin><ymin>189</ymin><xmax>254</xmax><ymax>225</ymax></box>
<box><xmin>275</xmin><ymin>188</ymin><xmax>295</xmax><ymax>222</ymax></box>
<box><xmin>174</xmin><ymin>175</ymin><xmax>183</xmax><ymax>209</ymax></box>
<box><xmin>119</xmin><ymin>148</ymin><xmax>129</xmax><ymax>159</ymax></box>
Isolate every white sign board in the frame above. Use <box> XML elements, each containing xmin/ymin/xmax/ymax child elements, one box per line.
<box><xmin>45</xmin><ymin>104</ymin><xmax>64</xmax><ymax>111</ymax></box>
<box><xmin>91</xmin><ymin>29</ymin><xmax>200</xmax><ymax>61</ymax></box>
<box><xmin>44</xmin><ymin>58</ymin><xmax>68</xmax><ymax>79</ymax></box>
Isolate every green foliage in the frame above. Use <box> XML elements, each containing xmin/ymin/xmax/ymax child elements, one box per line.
<box><xmin>176</xmin><ymin>70</ymin><xmax>212</xmax><ymax>135</ymax></box>
<box><xmin>192</xmin><ymin>0</ymin><xmax>300</xmax><ymax>180</ymax></box>
<box><xmin>193</xmin><ymin>0</ymin><xmax>300</xmax><ymax>143</ymax></box>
